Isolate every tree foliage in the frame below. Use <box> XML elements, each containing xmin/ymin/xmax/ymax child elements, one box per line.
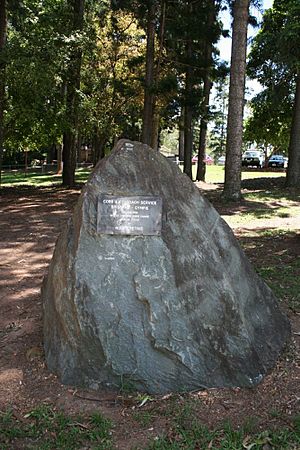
<box><xmin>2</xmin><ymin>0</ymin><xmax>260</xmax><ymax>187</ymax></box>
<box><xmin>247</xmin><ymin>0</ymin><xmax>300</xmax><ymax>185</ymax></box>
<box><xmin>6</xmin><ymin>0</ymin><xmax>68</xmax><ymax>151</ymax></box>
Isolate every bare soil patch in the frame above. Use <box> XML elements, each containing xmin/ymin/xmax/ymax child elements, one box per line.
<box><xmin>0</xmin><ymin>182</ymin><xmax>299</xmax><ymax>449</ymax></box>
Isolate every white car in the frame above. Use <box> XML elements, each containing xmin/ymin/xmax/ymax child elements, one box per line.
<box><xmin>217</xmin><ymin>155</ymin><xmax>225</xmax><ymax>165</ymax></box>
<box><xmin>242</xmin><ymin>151</ymin><xmax>265</xmax><ymax>168</ymax></box>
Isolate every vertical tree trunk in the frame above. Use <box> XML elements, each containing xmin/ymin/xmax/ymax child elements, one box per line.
<box><xmin>183</xmin><ymin>38</ymin><xmax>193</xmax><ymax>180</ymax></box>
<box><xmin>0</xmin><ymin>0</ymin><xmax>7</xmax><ymax>186</ymax></box>
<box><xmin>57</xmin><ymin>143</ymin><xmax>63</xmax><ymax>174</ymax></box>
<box><xmin>178</xmin><ymin>108</ymin><xmax>184</xmax><ymax>161</ymax></box>
<box><xmin>150</xmin><ymin>0</ymin><xmax>166</xmax><ymax>151</ymax></box>
<box><xmin>24</xmin><ymin>148</ymin><xmax>28</xmax><ymax>175</ymax></box>
<box><xmin>141</xmin><ymin>2</ymin><xmax>156</xmax><ymax>146</ymax></box>
<box><xmin>222</xmin><ymin>0</ymin><xmax>249</xmax><ymax>201</ymax></box>
<box><xmin>93</xmin><ymin>132</ymin><xmax>106</xmax><ymax>166</ymax></box>
<box><xmin>286</xmin><ymin>72</ymin><xmax>300</xmax><ymax>187</ymax></box>
<box><xmin>62</xmin><ymin>0</ymin><xmax>85</xmax><ymax>187</ymax></box>
<box><xmin>151</xmin><ymin>111</ymin><xmax>160</xmax><ymax>150</ymax></box>
<box><xmin>184</xmin><ymin>103</ymin><xmax>193</xmax><ymax>179</ymax></box>
<box><xmin>196</xmin><ymin>0</ymin><xmax>215</xmax><ymax>182</ymax></box>
<box><xmin>196</xmin><ymin>64</ymin><xmax>211</xmax><ymax>182</ymax></box>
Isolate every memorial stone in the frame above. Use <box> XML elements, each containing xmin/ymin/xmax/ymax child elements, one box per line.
<box><xmin>42</xmin><ymin>139</ymin><xmax>290</xmax><ymax>393</ymax></box>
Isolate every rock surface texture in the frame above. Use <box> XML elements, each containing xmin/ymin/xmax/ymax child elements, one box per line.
<box><xmin>42</xmin><ymin>140</ymin><xmax>290</xmax><ymax>394</ymax></box>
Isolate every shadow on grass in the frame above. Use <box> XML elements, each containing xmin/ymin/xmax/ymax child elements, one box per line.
<box><xmin>204</xmin><ymin>195</ymin><xmax>285</xmax><ymax>220</ymax></box>
<box><xmin>238</xmin><ymin>229</ymin><xmax>300</xmax><ymax>313</ymax></box>
<box><xmin>1</xmin><ymin>168</ymin><xmax>92</xmax><ymax>187</ymax></box>
<box><xmin>202</xmin><ymin>177</ymin><xmax>300</xmax><ymax>221</ymax></box>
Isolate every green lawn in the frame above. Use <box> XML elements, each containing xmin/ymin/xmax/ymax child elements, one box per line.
<box><xmin>196</xmin><ymin>164</ymin><xmax>286</xmax><ymax>184</ymax></box>
<box><xmin>0</xmin><ymin>405</ymin><xmax>113</xmax><ymax>450</ymax></box>
<box><xmin>0</xmin><ymin>165</ymin><xmax>286</xmax><ymax>187</ymax></box>
<box><xmin>0</xmin><ymin>167</ymin><xmax>91</xmax><ymax>187</ymax></box>
<box><xmin>1</xmin><ymin>401</ymin><xmax>299</xmax><ymax>450</ymax></box>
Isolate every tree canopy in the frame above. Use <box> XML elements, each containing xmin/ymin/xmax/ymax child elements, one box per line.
<box><xmin>2</xmin><ymin>0</ymin><xmax>226</xmax><ymax>180</ymax></box>
<box><xmin>1</xmin><ymin>0</ymin><xmax>300</xmax><ymax>189</ymax></box>
<box><xmin>247</xmin><ymin>0</ymin><xmax>300</xmax><ymax>186</ymax></box>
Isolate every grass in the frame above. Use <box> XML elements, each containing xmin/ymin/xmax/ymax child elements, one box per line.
<box><xmin>1</xmin><ymin>403</ymin><xmax>299</xmax><ymax>450</ymax></box>
<box><xmin>0</xmin><ymin>405</ymin><xmax>113</xmax><ymax>450</ymax></box>
<box><xmin>145</xmin><ymin>402</ymin><xmax>300</xmax><ymax>449</ymax></box>
<box><xmin>193</xmin><ymin>165</ymin><xmax>286</xmax><ymax>184</ymax></box>
<box><xmin>257</xmin><ymin>252</ymin><xmax>300</xmax><ymax>313</ymax></box>
<box><xmin>132</xmin><ymin>410</ymin><xmax>156</xmax><ymax>427</ymax></box>
<box><xmin>0</xmin><ymin>167</ymin><xmax>91</xmax><ymax>187</ymax></box>
<box><xmin>1</xmin><ymin>165</ymin><xmax>287</xmax><ymax>187</ymax></box>
<box><xmin>237</xmin><ymin>229</ymin><xmax>300</xmax><ymax>313</ymax></box>
<box><xmin>223</xmin><ymin>204</ymin><xmax>300</xmax><ymax>227</ymax></box>
<box><xmin>3</xmin><ymin>402</ymin><xmax>297</xmax><ymax>449</ymax></box>
<box><xmin>218</xmin><ymin>183</ymin><xmax>300</xmax><ymax>228</ymax></box>
<box><xmin>244</xmin><ymin>189</ymin><xmax>300</xmax><ymax>203</ymax></box>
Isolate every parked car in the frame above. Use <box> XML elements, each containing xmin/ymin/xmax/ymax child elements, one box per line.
<box><xmin>204</xmin><ymin>155</ymin><xmax>213</xmax><ymax>165</ymax></box>
<box><xmin>192</xmin><ymin>154</ymin><xmax>214</xmax><ymax>164</ymax></box>
<box><xmin>242</xmin><ymin>150</ymin><xmax>265</xmax><ymax>168</ymax></box>
<box><xmin>217</xmin><ymin>155</ymin><xmax>225</xmax><ymax>165</ymax></box>
<box><xmin>267</xmin><ymin>154</ymin><xmax>288</xmax><ymax>169</ymax></box>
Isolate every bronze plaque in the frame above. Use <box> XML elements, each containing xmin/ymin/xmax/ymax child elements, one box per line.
<box><xmin>97</xmin><ymin>195</ymin><xmax>162</xmax><ymax>235</ymax></box>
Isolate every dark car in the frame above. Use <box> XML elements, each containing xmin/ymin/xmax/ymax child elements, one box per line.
<box><xmin>267</xmin><ymin>155</ymin><xmax>287</xmax><ymax>168</ymax></box>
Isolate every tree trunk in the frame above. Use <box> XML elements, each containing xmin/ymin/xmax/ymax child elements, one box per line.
<box><xmin>222</xmin><ymin>0</ymin><xmax>249</xmax><ymax>201</ymax></box>
<box><xmin>62</xmin><ymin>0</ymin><xmax>85</xmax><ymax>187</ymax></box>
<box><xmin>63</xmin><ymin>130</ymin><xmax>77</xmax><ymax>186</ymax></box>
<box><xmin>150</xmin><ymin>0</ymin><xmax>166</xmax><ymax>151</ymax></box>
<box><xmin>178</xmin><ymin>109</ymin><xmax>184</xmax><ymax>161</ymax></box>
<box><xmin>57</xmin><ymin>144</ymin><xmax>63</xmax><ymax>174</ymax></box>
<box><xmin>0</xmin><ymin>0</ymin><xmax>7</xmax><ymax>186</ymax></box>
<box><xmin>184</xmin><ymin>103</ymin><xmax>193</xmax><ymax>179</ymax></box>
<box><xmin>183</xmin><ymin>38</ymin><xmax>193</xmax><ymax>180</ymax></box>
<box><xmin>93</xmin><ymin>133</ymin><xmax>106</xmax><ymax>166</ymax></box>
<box><xmin>151</xmin><ymin>110</ymin><xmax>160</xmax><ymax>151</ymax></box>
<box><xmin>141</xmin><ymin>2</ymin><xmax>156</xmax><ymax>146</ymax></box>
<box><xmin>24</xmin><ymin>148</ymin><xmax>28</xmax><ymax>175</ymax></box>
<box><xmin>196</xmin><ymin>0</ymin><xmax>215</xmax><ymax>182</ymax></box>
<box><xmin>197</xmin><ymin>110</ymin><xmax>208</xmax><ymax>181</ymax></box>
<box><xmin>196</xmin><ymin>61</ymin><xmax>212</xmax><ymax>182</ymax></box>
<box><xmin>286</xmin><ymin>72</ymin><xmax>300</xmax><ymax>187</ymax></box>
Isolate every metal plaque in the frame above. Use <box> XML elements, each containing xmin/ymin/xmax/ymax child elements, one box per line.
<box><xmin>97</xmin><ymin>195</ymin><xmax>163</xmax><ymax>236</ymax></box>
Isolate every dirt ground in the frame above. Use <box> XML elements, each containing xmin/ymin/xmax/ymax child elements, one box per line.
<box><xmin>0</xmin><ymin>180</ymin><xmax>299</xmax><ymax>449</ymax></box>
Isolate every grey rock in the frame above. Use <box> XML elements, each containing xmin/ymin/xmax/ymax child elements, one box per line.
<box><xmin>42</xmin><ymin>139</ymin><xmax>290</xmax><ymax>393</ymax></box>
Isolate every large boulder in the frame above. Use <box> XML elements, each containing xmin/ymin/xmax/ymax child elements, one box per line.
<box><xmin>42</xmin><ymin>140</ymin><xmax>290</xmax><ymax>394</ymax></box>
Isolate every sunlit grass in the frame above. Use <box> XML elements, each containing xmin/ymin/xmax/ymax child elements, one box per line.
<box><xmin>0</xmin><ymin>168</ymin><xmax>91</xmax><ymax>187</ymax></box>
<box><xmin>189</xmin><ymin>164</ymin><xmax>285</xmax><ymax>184</ymax></box>
<box><xmin>223</xmin><ymin>204</ymin><xmax>300</xmax><ymax>228</ymax></box>
<box><xmin>1</xmin><ymin>163</ymin><xmax>287</xmax><ymax>188</ymax></box>
<box><xmin>244</xmin><ymin>189</ymin><xmax>300</xmax><ymax>203</ymax></box>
